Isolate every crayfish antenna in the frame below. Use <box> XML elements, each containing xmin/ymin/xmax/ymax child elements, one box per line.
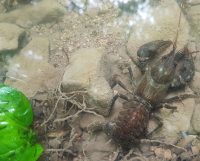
<box><xmin>190</xmin><ymin>50</ymin><xmax>200</xmax><ymax>54</ymax></box>
<box><xmin>172</xmin><ymin>10</ymin><xmax>182</xmax><ymax>55</ymax></box>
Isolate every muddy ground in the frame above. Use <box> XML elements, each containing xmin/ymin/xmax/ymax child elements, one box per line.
<box><xmin>1</xmin><ymin>0</ymin><xmax>200</xmax><ymax>161</ymax></box>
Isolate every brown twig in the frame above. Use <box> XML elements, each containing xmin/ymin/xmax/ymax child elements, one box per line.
<box><xmin>45</xmin><ymin>148</ymin><xmax>77</xmax><ymax>156</ymax></box>
<box><xmin>40</xmin><ymin>80</ymin><xmax>103</xmax><ymax>126</ymax></box>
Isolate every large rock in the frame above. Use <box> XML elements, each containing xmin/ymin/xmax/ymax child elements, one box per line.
<box><xmin>5</xmin><ymin>36</ymin><xmax>60</xmax><ymax>97</ymax></box>
<box><xmin>0</xmin><ymin>0</ymin><xmax>66</xmax><ymax>28</ymax></box>
<box><xmin>62</xmin><ymin>48</ymin><xmax>104</xmax><ymax>91</ymax></box>
<box><xmin>127</xmin><ymin>0</ymin><xmax>190</xmax><ymax>60</ymax></box>
<box><xmin>62</xmin><ymin>48</ymin><xmax>113</xmax><ymax>116</ymax></box>
<box><xmin>0</xmin><ymin>23</ymin><xmax>26</xmax><ymax>54</ymax></box>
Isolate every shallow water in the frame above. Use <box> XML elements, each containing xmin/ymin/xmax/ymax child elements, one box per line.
<box><xmin>1</xmin><ymin>0</ymin><xmax>200</xmax><ymax>161</ymax></box>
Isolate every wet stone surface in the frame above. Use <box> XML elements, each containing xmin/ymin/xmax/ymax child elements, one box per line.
<box><xmin>0</xmin><ymin>0</ymin><xmax>66</xmax><ymax>28</ymax></box>
<box><xmin>0</xmin><ymin>23</ymin><xmax>27</xmax><ymax>54</ymax></box>
<box><xmin>61</xmin><ymin>48</ymin><xmax>114</xmax><ymax>116</ymax></box>
<box><xmin>180</xmin><ymin>0</ymin><xmax>200</xmax><ymax>39</ymax></box>
<box><xmin>5</xmin><ymin>36</ymin><xmax>60</xmax><ymax>97</ymax></box>
<box><xmin>189</xmin><ymin>103</ymin><xmax>200</xmax><ymax>134</ymax></box>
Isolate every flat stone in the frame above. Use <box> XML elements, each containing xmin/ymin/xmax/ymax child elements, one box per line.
<box><xmin>127</xmin><ymin>0</ymin><xmax>190</xmax><ymax>60</ymax></box>
<box><xmin>190</xmin><ymin>103</ymin><xmax>200</xmax><ymax>134</ymax></box>
<box><xmin>0</xmin><ymin>23</ymin><xmax>26</xmax><ymax>53</ymax></box>
<box><xmin>48</xmin><ymin>138</ymin><xmax>61</xmax><ymax>149</ymax></box>
<box><xmin>155</xmin><ymin>87</ymin><xmax>195</xmax><ymax>144</ymax></box>
<box><xmin>193</xmin><ymin>41</ymin><xmax>200</xmax><ymax>72</ymax></box>
<box><xmin>87</xmin><ymin>77</ymin><xmax>113</xmax><ymax>115</ymax></box>
<box><xmin>81</xmin><ymin>132</ymin><xmax>116</xmax><ymax>161</ymax></box>
<box><xmin>62</xmin><ymin>48</ymin><xmax>104</xmax><ymax>91</ymax></box>
<box><xmin>5</xmin><ymin>36</ymin><xmax>60</xmax><ymax>97</ymax></box>
<box><xmin>189</xmin><ymin>71</ymin><xmax>200</xmax><ymax>94</ymax></box>
<box><xmin>78</xmin><ymin>113</ymin><xmax>105</xmax><ymax>130</ymax></box>
<box><xmin>0</xmin><ymin>0</ymin><xmax>66</xmax><ymax>28</ymax></box>
<box><xmin>154</xmin><ymin>148</ymin><xmax>172</xmax><ymax>160</ymax></box>
<box><xmin>62</xmin><ymin>48</ymin><xmax>113</xmax><ymax>116</ymax></box>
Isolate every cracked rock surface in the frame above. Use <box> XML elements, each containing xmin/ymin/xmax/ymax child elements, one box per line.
<box><xmin>61</xmin><ymin>48</ymin><xmax>113</xmax><ymax>116</ymax></box>
<box><xmin>0</xmin><ymin>23</ymin><xmax>26</xmax><ymax>54</ymax></box>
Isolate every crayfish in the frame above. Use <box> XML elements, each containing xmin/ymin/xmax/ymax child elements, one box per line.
<box><xmin>88</xmin><ymin>13</ymin><xmax>197</xmax><ymax>160</ymax></box>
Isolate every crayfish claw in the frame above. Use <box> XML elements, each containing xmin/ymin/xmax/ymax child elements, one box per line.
<box><xmin>137</xmin><ymin>40</ymin><xmax>172</xmax><ymax>71</ymax></box>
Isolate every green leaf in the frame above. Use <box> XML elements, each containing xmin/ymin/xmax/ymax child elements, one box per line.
<box><xmin>0</xmin><ymin>84</ymin><xmax>43</xmax><ymax>161</ymax></box>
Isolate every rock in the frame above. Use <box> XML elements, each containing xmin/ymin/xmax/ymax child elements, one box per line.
<box><xmin>0</xmin><ymin>23</ymin><xmax>26</xmax><ymax>54</ymax></box>
<box><xmin>62</xmin><ymin>48</ymin><xmax>113</xmax><ymax>116</ymax></box>
<box><xmin>49</xmin><ymin>138</ymin><xmax>61</xmax><ymax>149</ymax></box>
<box><xmin>154</xmin><ymin>148</ymin><xmax>172</xmax><ymax>160</ymax></box>
<box><xmin>189</xmin><ymin>71</ymin><xmax>200</xmax><ymax>94</ymax></box>
<box><xmin>79</xmin><ymin>113</ymin><xmax>105</xmax><ymax>130</ymax></box>
<box><xmin>62</xmin><ymin>48</ymin><xmax>105</xmax><ymax>91</ymax></box>
<box><xmin>5</xmin><ymin>36</ymin><xmax>60</xmax><ymax>97</ymax></box>
<box><xmin>181</xmin><ymin>0</ymin><xmax>200</xmax><ymax>38</ymax></box>
<box><xmin>0</xmin><ymin>0</ymin><xmax>66</xmax><ymax>28</ymax></box>
<box><xmin>155</xmin><ymin>87</ymin><xmax>195</xmax><ymax>144</ymax></box>
<box><xmin>189</xmin><ymin>103</ymin><xmax>200</xmax><ymax>134</ymax></box>
<box><xmin>191</xmin><ymin>146</ymin><xmax>200</xmax><ymax>155</ymax></box>
<box><xmin>87</xmin><ymin>77</ymin><xmax>113</xmax><ymax>115</ymax></box>
<box><xmin>3</xmin><ymin>0</ymin><xmax>32</xmax><ymax>12</ymax></box>
<box><xmin>193</xmin><ymin>41</ymin><xmax>200</xmax><ymax>72</ymax></box>
<box><xmin>81</xmin><ymin>132</ymin><xmax>116</xmax><ymax>161</ymax></box>
<box><xmin>127</xmin><ymin>0</ymin><xmax>190</xmax><ymax>60</ymax></box>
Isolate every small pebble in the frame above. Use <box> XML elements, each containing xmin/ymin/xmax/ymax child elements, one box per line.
<box><xmin>164</xmin><ymin>149</ymin><xmax>172</xmax><ymax>160</ymax></box>
<box><xmin>49</xmin><ymin>138</ymin><xmax>61</xmax><ymax>149</ymax></box>
<box><xmin>191</xmin><ymin>146</ymin><xmax>199</xmax><ymax>155</ymax></box>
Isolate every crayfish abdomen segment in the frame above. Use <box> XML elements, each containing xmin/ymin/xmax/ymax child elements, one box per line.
<box><xmin>108</xmin><ymin>102</ymin><xmax>149</xmax><ymax>150</ymax></box>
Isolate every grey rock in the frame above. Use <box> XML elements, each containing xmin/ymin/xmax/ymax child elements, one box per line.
<box><xmin>87</xmin><ymin>77</ymin><xmax>113</xmax><ymax>116</ymax></box>
<box><xmin>49</xmin><ymin>138</ymin><xmax>61</xmax><ymax>149</ymax></box>
<box><xmin>3</xmin><ymin>0</ymin><xmax>33</xmax><ymax>12</ymax></box>
<box><xmin>0</xmin><ymin>23</ymin><xmax>26</xmax><ymax>54</ymax></box>
<box><xmin>62</xmin><ymin>48</ymin><xmax>104</xmax><ymax>91</ymax></box>
<box><xmin>181</xmin><ymin>0</ymin><xmax>200</xmax><ymax>38</ymax></box>
<box><xmin>154</xmin><ymin>87</ymin><xmax>195</xmax><ymax>144</ymax></box>
<box><xmin>193</xmin><ymin>41</ymin><xmax>200</xmax><ymax>72</ymax></box>
<box><xmin>62</xmin><ymin>48</ymin><xmax>114</xmax><ymax>116</ymax></box>
<box><xmin>189</xmin><ymin>103</ymin><xmax>200</xmax><ymax>134</ymax></box>
<box><xmin>6</xmin><ymin>36</ymin><xmax>60</xmax><ymax>97</ymax></box>
<box><xmin>0</xmin><ymin>0</ymin><xmax>66</xmax><ymax>28</ymax></box>
<box><xmin>78</xmin><ymin>113</ymin><xmax>105</xmax><ymax>130</ymax></box>
<box><xmin>189</xmin><ymin>71</ymin><xmax>200</xmax><ymax>94</ymax></box>
<box><xmin>81</xmin><ymin>132</ymin><xmax>116</xmax><ymax>161</ymax></box>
